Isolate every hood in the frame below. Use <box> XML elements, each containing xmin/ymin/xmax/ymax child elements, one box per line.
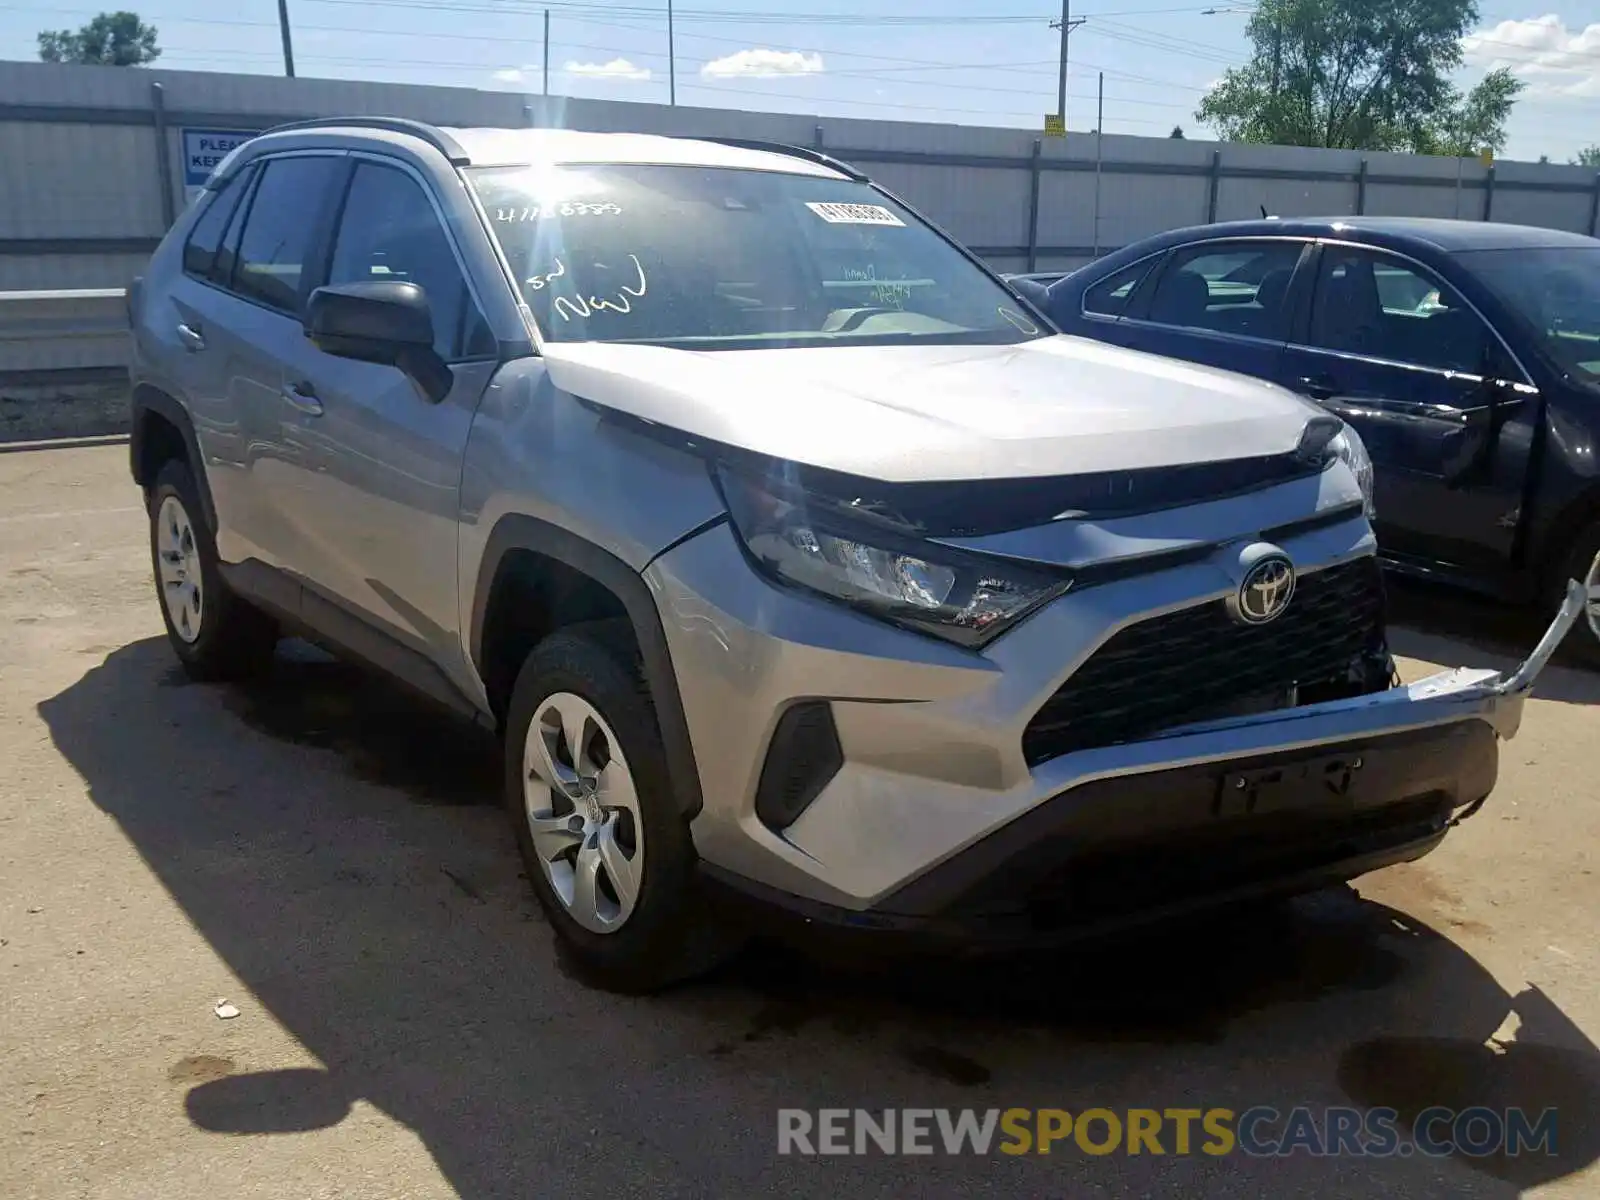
<box><xmin>540</xmin><ymin>335</ymin><xmax>1317</xmax><ymax>483</ymax></box>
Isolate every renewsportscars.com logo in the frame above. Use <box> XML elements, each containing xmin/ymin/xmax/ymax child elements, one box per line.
<box><xmin>777</xmin><ymin>1106</ymin><xmax>1558</xmax><ymax>1158</ymax></box>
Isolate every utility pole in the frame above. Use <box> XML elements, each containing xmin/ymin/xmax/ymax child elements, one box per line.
<box><xmin>1093</xmin><ymin>71</ymin><xmax>1103</xmax><ymax>255</ymax></box>
<box><xmin>277</xmin><ymin>0</ymin><xmax>295</xmax><ymax>77</ymax></box>
<box><xmin>543</xmin><ymin>8</ymin><xmax>550</xmax><ymax>95</ymax></box>
<box><xmin>668</xmin><ymin>0</ymin><xmax>676</xmax><ymax>105</ymax></box>
<box><xmin>1049</xmin><ymin>2</ymin><xmax>1086</xmax><ymax>129</ymax></box>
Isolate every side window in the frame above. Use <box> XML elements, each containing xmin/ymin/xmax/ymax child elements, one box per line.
<box><xmin>327</xmin><ymin>161</ymin><xmax>492</xmax><ymax>361</ymax></box>
<box><xmin>182</xmin><ymin>165</ymin><xmax>253</xmax><ymax>280</ymax></box>
<box><xmin>1308</xmin><ymin>247</ymin><xmax>1488</xmax><ymax>375</ymax></box>
<box><xmin>1082</xmin><ymin>258</ymin><xmax>1155</xmax><ymax>318</ymax></box>
<box><xmin>1143</xmin><ymin>240</ymin><xmax>1304</xmax><ymax>340</ymax></box>
<box><xmin>214</xmin><ymin>165</ymin><xmax>259</xmax><ymax>288</ymax></box>
<box><xmin>232</xmin><ymin>156</ymin><xmax>344</xmax><ymax>314</ymax></box>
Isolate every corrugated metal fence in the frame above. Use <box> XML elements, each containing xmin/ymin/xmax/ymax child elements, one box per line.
<box><xmin>5</xmin><ymin>57</ymin><xmax>1600</xmax><ymax>390</ymax></box>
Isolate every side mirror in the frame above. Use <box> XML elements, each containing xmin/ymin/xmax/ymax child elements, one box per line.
<box><xmin>1006</xmin><ymin>276</ymin><xmax>1051</xmax><ymax>309</ymax></box>
<box><xmin>304</xmin><ymin>281</ymin><xmax>452</xmax><ymax>403</ymax></box>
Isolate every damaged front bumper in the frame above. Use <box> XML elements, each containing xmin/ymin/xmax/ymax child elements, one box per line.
<box><xmin>1150</xmin><ymin>576</ymin><xmax>1589</xmax><ymax>748</ymax></box>
<box><xmin>699</xmin><ymin>581</ymin><xmax>1588</xmax><ymax>949</ymax></box>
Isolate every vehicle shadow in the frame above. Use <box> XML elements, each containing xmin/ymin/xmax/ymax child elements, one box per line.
<box><xmin>1386</xmin><ymin>578</ymin><xmax>1600</xmax><ymax>705</ymax></box>
<box><xmin>38</xmin><ymin>638</ymin><xmax>1600</xmax><ymax>1197</ymax></box>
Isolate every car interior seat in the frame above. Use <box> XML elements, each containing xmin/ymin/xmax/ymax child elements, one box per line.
<box><xmin>1148</xmin><ymin>268</ymin><xmax>1212</xmax><ymax>329</ymax></box>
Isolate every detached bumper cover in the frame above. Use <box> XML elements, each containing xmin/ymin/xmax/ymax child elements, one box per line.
<box><xmin>702</xmin><ymin>580</ymin><xmax>1588</xmax><ymax>947</ymax></box>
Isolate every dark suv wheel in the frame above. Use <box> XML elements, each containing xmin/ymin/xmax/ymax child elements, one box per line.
<box><xmin>504</xmin><ymin>621</ymin><xmax>742</xmax><ymax>992</ymax></box>
<box><xmin>147</xmin><ymin>458</ymin><xmax>278</xmax><ymax>680</ymax></box>
<box><xmin>1549</xmin><ymin>514</ymin><xmax>1600</xmax><ymax>669</ymax></box>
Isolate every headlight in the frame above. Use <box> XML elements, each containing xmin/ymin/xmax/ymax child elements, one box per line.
<box><xmin>716</xmin><ymin>465</ymin><xmax>1071</xmax><ymax>647</ymax></box>
<box><xmin>1329</xmin><ymin>424</ymin><xmax>1376</xmax><ymax>518</ymax></box>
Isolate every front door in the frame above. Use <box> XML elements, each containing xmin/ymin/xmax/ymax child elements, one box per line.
<box><xmin>280</xmin><ymin>156</ymin><xmax>500</xmax><ymax>676</ymax></box>
<box><xmin>1278</xmin><ymin>243</ymin><xmax>1538</xmax><ymax>574</ymax></box>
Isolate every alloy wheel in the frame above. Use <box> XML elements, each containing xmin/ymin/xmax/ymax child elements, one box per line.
<box><xmin>521</xmin><ymin>691</ymin><xmax>645</xmax><ymax>934</ymax></box>
<box><xmin>156</xmin><ymin>495</ymin><xmax>204</xmax><ymax>643</ymax></box>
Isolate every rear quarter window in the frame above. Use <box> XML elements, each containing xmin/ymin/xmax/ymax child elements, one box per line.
<box><xmin>181</xmin><ymin>165</ymin><xmax>254</xmax><ymax>281</ymax></box>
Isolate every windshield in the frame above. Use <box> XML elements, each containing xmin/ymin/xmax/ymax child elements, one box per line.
<box><xmin>466</xmin><ymin>163</ymin><xmax>1043</xmax><ymax>349</ymax></box>
<box><xmin>1463</xmin><ymin>246</ymin><xmax>1600</xmax><ymax>381</ymax></box>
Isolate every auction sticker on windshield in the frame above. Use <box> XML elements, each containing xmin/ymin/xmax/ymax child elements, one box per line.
<box><xmin>805</xmin><ymin>202</ymin><xmax>906</xmax><ymax>227</ymax></box>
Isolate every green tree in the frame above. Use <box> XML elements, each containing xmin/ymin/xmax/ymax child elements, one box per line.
<box><xmin>37</xmin><ymin>11</ymin><xmax>160</xmax><ymax>65</ymax></box>
<box><xmin>1409</xmin><ymin>67</ymin><xmax>1524</xmax><ymax>155</ymax></box>
<box><xmin>1169</xmin><ymin>124</ymin><xmax>1186</xmax><ymax>138</ymax></box>
<box><xmin>1572</xmin><ymin>145</ymin><xmax>1600</xmax><ymax>167</ymax></box>
<box><xmin>1196</xmin><ymin>0</ymin><xmax>1522</xmax><ymax>154</ymax></box>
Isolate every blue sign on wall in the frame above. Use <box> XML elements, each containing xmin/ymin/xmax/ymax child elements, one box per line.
<box><xmin>181</xmin><ymin>128</ymin><xmax>257</xmax><ymax>195</ymax></box>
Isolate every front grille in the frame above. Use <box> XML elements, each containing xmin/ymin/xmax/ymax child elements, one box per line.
<box><xmin>1022</xmin><ymin>558</ymin><xmax>1388</xmax><ymax>766</ymax></box>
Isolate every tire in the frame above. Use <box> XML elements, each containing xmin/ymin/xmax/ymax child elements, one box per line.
<box><xmin>1550</xmin><ymin>514</ymin><xmax>1600</xmax><ymax>670</ymax></box>
<box><xmin>504</xmin><ymin>621</ymin><xmax>742</xmax><ymax>992</ymax></box>
<box><xmin>147</xmin><ymin>458</ymin><xmax>278</xmax><ymax>680</ymax></box>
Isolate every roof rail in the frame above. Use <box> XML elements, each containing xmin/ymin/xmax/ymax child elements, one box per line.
<box><xmin>686</xmin><ymin>136</ymin><xmax>867</xmax><ymax>181</ymax></box>
<box><xmin>261</xmin><ymin>116</ymin><xmax>471</xmax><ymax>165</ymax></box>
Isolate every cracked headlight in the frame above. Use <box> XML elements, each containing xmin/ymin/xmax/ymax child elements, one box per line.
<box><xmin>716</xmin><ymin>465</ymin><xmax>1071</xmax><ymax>647</ymax></box>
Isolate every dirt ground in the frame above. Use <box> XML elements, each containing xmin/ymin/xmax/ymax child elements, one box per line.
<box><xmin>4</xmin><ymin>441</ymin><xmax>1599</xmax><ymax>1199</ymax></box>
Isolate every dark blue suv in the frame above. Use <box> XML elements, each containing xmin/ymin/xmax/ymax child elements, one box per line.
<box><xmin>1030</xmin><ymin>217</ymin><xmax>1600</xmax><ymax>663</ymax></box>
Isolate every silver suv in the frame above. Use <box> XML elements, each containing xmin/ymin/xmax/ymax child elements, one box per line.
<box><xmin>127</xmin><ymin>118</ymin><xmax>1584</xmax><ymax>991</ymax></box>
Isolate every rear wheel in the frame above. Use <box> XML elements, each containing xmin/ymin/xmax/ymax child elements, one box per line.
<box><xmin>504</xmin><ymin>622</ymin><xmax>742</xmax><ymax>992</ymax></box>
<box><xmin>147</xmin><ymin>458</ymin><xmax>278</xmax><ymax>680</ymax></box>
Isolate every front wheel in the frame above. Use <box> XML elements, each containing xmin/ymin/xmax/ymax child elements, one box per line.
<box><xmin>504</xmin><ymin>623</ymin><xmax>742</xmax><ymax>992</ymax></box>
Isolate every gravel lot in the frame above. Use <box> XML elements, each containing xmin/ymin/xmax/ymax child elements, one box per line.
<box><xmin>4</xmin><ymin>441</ymin><xmax>1599</xmax><ymax>1199</ymax></box>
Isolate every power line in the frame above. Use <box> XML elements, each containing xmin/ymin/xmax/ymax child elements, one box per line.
<box><xmin>558</xmin><ymin>10</ymin><xmax>1236</xmax><ymax>89</ymax></box>
<box><xmin>300</xmin><ymin>0</ymin><xmax>1055</xmax><ymax>27</ymax></box>
<box><xmin>1083</xmin><ymin>19</ymin><xmax>1241</xmax><ymax>65</ymax></box>
<box><xmin>2</xmin><ymin>0</ymin><xmax>1226</xmax><ymax>121</ymax></box>
<box><xmin>1</xmin><ymin>1</ymin><xmax>1234</xmax><ymax>88</ymax></box>
<box><xmin>1</xmin><ymin>1</ymin><xmax>1225</xmax><ymax>98</ymax></box>
<box><xmin>145</xmin><ymin>35</ymin><xmax>1193</xmax><ymax>112</ymax></box>
<box><xmin>682</xmin><ymin>77</ymin><xmax>1173</xmax><ymax>126</ymax></box>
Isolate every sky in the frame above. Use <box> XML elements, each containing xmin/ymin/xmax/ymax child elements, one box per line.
<box><xmin>2</xmin><ymin>0</ymin><xmax>1600</xmax><ymax>162</ymax></box>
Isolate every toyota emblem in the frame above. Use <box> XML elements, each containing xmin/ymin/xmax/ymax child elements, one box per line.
<box><xmin>1232</xmin><ymin>554</ymin><xmax>1296</xmax><ymax>625</ymax></box>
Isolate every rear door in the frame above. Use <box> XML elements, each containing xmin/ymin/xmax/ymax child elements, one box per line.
<box><xmin>163</xmin><ymin>163</ymin><xmax>259</xmax><ymax>561</ymax></box>
<box><xmin>1114</xmin><ymin>237</ymin><xmax>1312</xmax><ymax>381</ymax></box>
<box><xmin>1277</xmin><ymin>242</ymin><xmax>1537</xmax><ymax>572</ymax></box>
<box><xmin>173</xmin><ymin>153</ymin><xmax>349</xmax><ymax>572</ymax></box>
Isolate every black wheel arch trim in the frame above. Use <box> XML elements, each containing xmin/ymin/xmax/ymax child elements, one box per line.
<box><xmin>469</xmin><ymin>514</ymin><xmax>705</xmax><ymax>820</ymax></box>
<box><xmin>130</xmin><ymin>384</ymin><xmax>217</xmax><ymax>535</ymax></box>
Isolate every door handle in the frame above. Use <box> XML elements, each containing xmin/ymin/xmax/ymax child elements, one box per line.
<box><xmin>281</xmin><ymin>381</ymin><xmax>324</xmax><ymax>416</ymax></box>
<box><xmin>1296</xmin><ymin>374</ymin><xmax>1337</xmax><ymax>401</ymax></box>
<box><xmin>176</xmin><ymin>323</ymin><xmax>205</xmax><ymax>353</ymax></box>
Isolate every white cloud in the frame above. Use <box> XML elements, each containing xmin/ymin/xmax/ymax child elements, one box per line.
<box><xmin>1463</xmin><ymin>15</ymin><xmax>1600</xmax><ymax>98</ymax></box>
<box><xmin>491</xmin><ymin>67</ymin><xmax>526</xmax><ymax>84</ymax></box>
<box><xmin>700</xmin><ymin>48</ymin><xmax>824</xmax><ymax>79</ymax></box>
<box><xmin>565</xmin><ymin>57</ymin><xmax>652</xmax><ymax>81</ymax></box>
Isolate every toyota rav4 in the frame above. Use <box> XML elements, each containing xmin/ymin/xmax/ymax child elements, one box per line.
<box><xmin>126</xmin><ymin>119</ymin><xmax>1585</xmax><ymax>991</ymax></box>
